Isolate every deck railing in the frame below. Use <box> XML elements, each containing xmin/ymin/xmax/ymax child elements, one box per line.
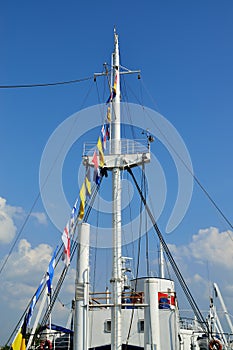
<box><xmin>83</xmin><ymin>138</ymin><xmax>149</xmax><ymax>157</ymax></box>
<box><xmin>89</xmin><ymin>290</ymin><xmax>145</xmax><ymax>308</ymax></box>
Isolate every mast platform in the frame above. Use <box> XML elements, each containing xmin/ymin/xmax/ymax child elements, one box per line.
<box><xmin>83</xmin><ymin>139</ymin><xmax>150</xmax><ymax>169</ymax></box>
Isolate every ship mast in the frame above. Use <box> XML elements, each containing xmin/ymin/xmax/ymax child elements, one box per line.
<box><xmin>90</xmin><ymin>29</ymin><xmax>150</xmax><ymax>350</ymax></box>
<box><xmin>110</xmin><ymin>29</ymin><xmax>122</xmax><ymax>350</ymax></box>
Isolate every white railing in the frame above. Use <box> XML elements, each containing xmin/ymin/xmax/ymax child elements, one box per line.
<box><xmin>83</xmin><ymin>138</ymin><xmax>149</xmax><ymax>156</ymax></box>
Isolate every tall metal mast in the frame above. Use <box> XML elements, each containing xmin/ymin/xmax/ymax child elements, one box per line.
<box><xmin>110</xmin><ymin>29</ymin><xmax>122</xmax><ymax>350</ymax></box>
<box><xmin>88</xmin><ymin>29</ymin><xmax>150</xmax><ymax>350</ymax></box>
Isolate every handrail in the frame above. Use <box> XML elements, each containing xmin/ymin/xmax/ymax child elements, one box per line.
<box><xmin>83</xmin><ymin>138</ymin><xmax>149</xmax><ymax>156</ymax></box>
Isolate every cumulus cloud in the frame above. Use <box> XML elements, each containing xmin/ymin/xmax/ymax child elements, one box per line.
<box><xmin>0</xmin><ymin>197</ymin><xmax>24</xmax><ymax>244</ymax></box>
<box><xmin>0</xmin><ymin>239</ymin><xmax>55</xmax><ymax>311</ymax></box>
<box><xmin>0</xmin><ymin>197</ymin><xmax>48</xmax><ymax>244</ymax></box>
<box><xmin>0</xmin><ymin>238</ymin><xmax>64</xmax><ymax>343</ymax></box>
<box><xmin>168</xmin><ymin>227</ymin><xmax>233</xmax><ymax>313</ymax></box>
<box><xmin>6</xmin><ymin>239</ymin><xmax>52</xmax><ymax>280</ymax></box>
<box><xmin>30</xmin><ymin>212</ymin><xmax>47</xmax><ymax>225</ymax></box>
<box><xmin>0</xmin><ymin>238</ymin><xmax>76</xmax><ymax>341</ymax></box>
<box><xmin>191</xmin><ymin>227</ymin><xmax>233</xmax><ymax>268</ymax></box>
<box><xmin>173</xmin><ymin>227</ymin><xmax>233</xmax><ymax>270</ymax></box>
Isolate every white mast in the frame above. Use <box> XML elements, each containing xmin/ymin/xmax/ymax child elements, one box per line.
<box><xmin>74</xmin><ymin>223</ymin><xmax>90</xmax><ymax>350</ymax></box>
<box><xmin>159</xmin><ymin>242</ymin><xmax>165</xmax><ymax>278</ymax></box>
<box><xmin>87</xmin><ymin>29</ymin><xmax>150</xmax><ymax>350</ymax></box>
<box><xmin>111</xmin><ymin>29</ymin><xmax>122</xmax><ymax>350</ymax></box>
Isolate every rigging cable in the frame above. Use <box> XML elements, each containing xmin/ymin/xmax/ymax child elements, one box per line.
<box><xmin>126</xmin><ymin>170</ymin><xmax>136</xmax><ymax>271</ymax></box>
<box><xmin>0</xmin><ymin>76</ymin><xmax>92</xmax><ymax>89</ymax></box>
<box><xmin>138</xmin><ymin>87</ymin><xmax>151</xmax><ymax>281</ymax></box>
<box><xmin>6</xmin><ymin>242</ymin><xmax>65</xmax><ymax>345</ymax></box>
<box><xmin>91</xmin><ymin>182</ymin><xmax>101</xmax><ymax>291</ymax></box>
<box><xmin>125</xmin><ymin>166</ymin><xmax>144</xmax><ymax>348</ymax></box>
<box><xmin>9</xmin><ymin>69</ymin><xmax>128</xmax><ymax>340</ymax></box>
<box><xmin>143</xmin><ymin>161</ymin><xmax>150</xmax><ymax>276</ymax></box>
<box><xmin>5</xmin><ymin>80</ymin><xmax>96</xmax><ymax>344</ymax></box>
<box><xmin>39</xmin><ymin>180</ymin><xmax>103</xmax><ymax>328</ymax></box>
<box><xmin>40</xmin><ymin>236</ymin><xmax>80</xmax><ymax>328</ymax></box>
<box><xmin>139</xmin><ymin>77</ymin><xmax>233</xmax><ymax>239</ymax></box>
<box><xmin>124</xmin><ymin>76</ymin><xmax>233</xmax><ymax>239</ymax></box>
<box><xmin>0</xmin><ymin>79</ymin><xmax>95</xmax><ymax>279</ymax></box>
<box><xmin>89</xmin><ymin>185</ymin><xmax>100</xmax><ymax>348</ymax></box>
<box><xmin>120</xmin><ymin>171</ymin><xmax>130</xmax><ymax>257</ymax></box>
<box><xmin>95</xmin><ymin>79</ymin><xmax>107</xmax><ymax>125</ymax></box>
<box><xmin>120</xmin><ymin>75</ymin><xmax>137</xmax><ymax>140</ymax></box>
<box><xmin>127</xmin><ymin>166</ymin><xmax>209</xmax><ymax>332</ymax></box>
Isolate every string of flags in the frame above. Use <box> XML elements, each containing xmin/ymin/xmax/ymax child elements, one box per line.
<box><xmin>106</xmin><ymin>72</ymin><xmax>118</xmax><ymax>104</ymax></box>
<box><xmin>62</xmin><ymin>221</ymin><xmax>71</xmax><ymax>266</ymax></box>
<box><xmin>61</xmin><ymin>196</ymin><xmax>80</xmax><ymax>266</ymax></box>
<box><xmin>46</xmin><ymin>246</ymin><xmax>58</xmax><ymax>295</ymax></box>
<box><xmin>60</xmin><ymin>115</ymin><xmax>110</xmax><ymax>266</ymax></box>
<box><xmin>61</xmin><ymin>74</ymin><xmax>116</xmax><ymax>266</ymax></box>
<box><xmin>12</xmin><ymin>248</ymin><xmax>57</xmax><ymax>350</ymax></box>
<box><xmin>77</xmin><ymin>118</ymin><xmax>110</xmax><ymax>220</ymax></box>
<box><xmin>11</xmin><ymin>71</ymin><xmax>117</xmax><ymax>350</ymax></box>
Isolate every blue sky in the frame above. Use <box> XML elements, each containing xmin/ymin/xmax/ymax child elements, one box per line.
<box><xmin>1</xmin><ymin>0</ymin><xmax>233</xmax><ymax>344</ymax></box>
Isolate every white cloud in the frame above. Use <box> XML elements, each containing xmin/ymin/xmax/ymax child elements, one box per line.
<box><xmin>1</xmin><ymin>236</ymin><xmax>74</xmax><ymax>297</ymax></box>
<box><xmin>179</xmin><ymin>227</ymin><xmax>233</xmax><ymax>270</ymax></box>
<box><xmin>0</xmin><ymin>197</ymin><xmax>24</xmax><ymax>244</ymax></box>
<box><xmin>167</xmin><ymin>227</ymin><xmax>233</xmax><ymax>316</ymax></box>
<box><xmin>0</xmin><ymin>239</ymin><xmax>55</xmax><ymax>314</ymax></box>
<box><xmin>30</xmin><ymin>212</ymin><xmax>48</xmax><ymax>225</ymax></box>
<box><xmin>0</xmin><ymin>197</ymin><xmax>49</xmax><ymax>244</ymax></box>
<box><xmin>6</xmin><ymin>239</ymin><xmax>52</xmax><ymax>280</ymax></box>
<box><xmin>0</xmin><ymin>239</ymin><xmax>61</xmax><ymax>343</ymax></box>
<box><xmin>0</xmin><ymin>238</ymin><xmax>76</xmax><ymax>344</ymax></box>
<box><xmin>1</xmin><ymin>225</ymin><xmax>232</xmax><ymax>344</ymax></box>
<box><xmin>168</xmin><ymin>227</ymin><xmax>233</xmax><ymax>266</ymax></box>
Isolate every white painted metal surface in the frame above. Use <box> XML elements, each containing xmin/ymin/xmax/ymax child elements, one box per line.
<box><xmin>74</xmin><ymin>223</ymin><xmax>90</xmax><ymax>350</ymax></box>
<box><xmin>144</xmin><ymin>279</ymin><xmax>161</xmax><ymax>350</ymax></box>
<box><xmin>111</xmin><ymin>29</ymin><xmax>122</xmax><ymax>350</ymax></box>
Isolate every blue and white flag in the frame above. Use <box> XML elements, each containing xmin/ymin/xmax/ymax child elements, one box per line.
<box><xmin>70</xmin><ymin>197</ymin><xmax>78</xmax><ymax>232</ymax></box>
<box><xmin>46</xmin><ymin>246</ymin><xmax>58</xmax><ymax>295</ymax></box>
<box><xmin>26</xmin><ymin>276</ymin><xmax>45</xmax><ymax>326</ymax></box>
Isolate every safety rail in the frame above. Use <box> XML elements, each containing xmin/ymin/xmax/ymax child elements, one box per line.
<box><xmin>33</xmin><ymin>332</ymin><xmax>73</xmax><ymax>350</ymax></box>
<box><xmin>83</xmin><ymin>138</ymin><xmax>149</xmax><ymax>157</ymax></box>
<box><xmin>89</xmin><ymin>291</ymin><xmax>145</xmax><ymax>308</ymax></box>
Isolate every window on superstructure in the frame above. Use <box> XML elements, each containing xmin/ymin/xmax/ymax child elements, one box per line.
<box><xmin>104</xmin><ymin>320</ymin><xmax>111</xmax><ymax>333</ymax></box>
<box><xmin>138</xmin><ymin>319</ymin><xmax>144</xmax><ymax>332</ymax></box>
